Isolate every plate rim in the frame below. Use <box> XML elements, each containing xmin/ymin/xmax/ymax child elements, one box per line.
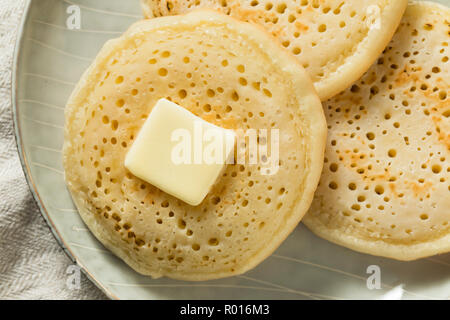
<box><xmin>11</xmin><ymin>0</ymin><xmax>117</xmax><ymax>300</ymax></box>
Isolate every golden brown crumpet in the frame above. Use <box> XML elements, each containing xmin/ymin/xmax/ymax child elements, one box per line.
<box><xmin>141</xmin><ymin>0</ymin><xmax>408</xmax><ymax>101</ymax></box>
<box><xmin>304</xmin><ymin>1</ymin><xmax>450</xmax><ymax>261</ymax></box>
<box><xmin>63</xmin><ymin>10</ymin><xmax>327</xmax><ymax>280</ymax></box>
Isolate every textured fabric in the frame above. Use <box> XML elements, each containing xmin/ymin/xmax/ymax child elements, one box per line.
<box><xmin>0</xmin><ymin>0</ymin><xmax>106</xmax><ymax>300</ymax></box>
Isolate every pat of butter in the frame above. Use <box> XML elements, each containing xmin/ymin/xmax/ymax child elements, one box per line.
<box><xmin>125</xmin><ymin>98</ymin><xmax>236</xmax><ymax>206</ymax></box>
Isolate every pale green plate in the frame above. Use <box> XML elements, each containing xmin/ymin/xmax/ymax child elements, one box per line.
<box><xmin>13</xmin><ymin>0</ymin><xmax>450</xmax><ymax>300</ymax></box>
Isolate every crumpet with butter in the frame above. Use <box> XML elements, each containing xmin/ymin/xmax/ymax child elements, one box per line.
<box><xmin>63</xmin><ymin>10</ymin><xmax>326</xmax><ymax>280</ymax></box>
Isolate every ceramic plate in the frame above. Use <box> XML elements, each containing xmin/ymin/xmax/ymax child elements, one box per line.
<box><xmin>13</xmin><ymin>0</ymin><xmax>450</xmax><ymax>300</ymax></box>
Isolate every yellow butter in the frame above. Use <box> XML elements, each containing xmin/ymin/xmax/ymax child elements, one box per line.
<box><xmin>125</xmin><ymin>98</ymin><xmax>236</xmax><ymax>206</ymax></box>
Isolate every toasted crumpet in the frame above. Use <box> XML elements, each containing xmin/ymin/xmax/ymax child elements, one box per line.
<box><xmin>141</xmin><ymin>0</ymin><xmax>407</xmax><ymax>101</ymax></box>
<box><xmin>304</xmin><ymin>1</ymin><xmax>450</xmax><ymax>261</ymax></box>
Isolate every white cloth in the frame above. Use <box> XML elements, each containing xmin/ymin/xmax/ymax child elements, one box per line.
<box><xmin>0</xmin><ymin>0</ymin><xmax>105</xmax><ymax>299</ymax></box>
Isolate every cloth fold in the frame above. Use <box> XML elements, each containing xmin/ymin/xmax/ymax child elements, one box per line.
<box><xmin>0</xmin><ymin>0</ymin><xmax>105</xmax><ymax>299</ymax></box>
